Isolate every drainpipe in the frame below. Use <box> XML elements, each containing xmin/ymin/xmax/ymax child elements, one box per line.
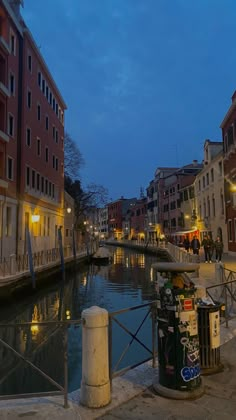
<box><xmin>15</xmin><ymin>31</ymin><xmax>23</xmax><ymax>256</ymax></box>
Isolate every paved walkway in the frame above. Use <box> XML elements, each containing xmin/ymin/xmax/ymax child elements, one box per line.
<box><xmin>0</xmin><ymin>253</ymin><xmax>236</xmax><ymax>419</ymax></box>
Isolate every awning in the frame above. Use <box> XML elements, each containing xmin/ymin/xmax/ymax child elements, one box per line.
<box><xmin>171</xmin><ymin>229</ymin><xmax>198</xmax><ymax>236</ymax></box>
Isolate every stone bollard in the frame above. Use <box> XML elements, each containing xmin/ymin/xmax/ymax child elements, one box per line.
<box><xmin>80</xmin><ymin>306</ymin><xmax>111</xmax><ymax>408</ymax></box>
<box><xmin>10</xmin><ymin>254</ymin><xmax>16</xmax><ymax>275</ymax></box>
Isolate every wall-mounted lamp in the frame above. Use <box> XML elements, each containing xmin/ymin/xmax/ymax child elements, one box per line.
<box><xmin>32</xmin><ymin>214</ymin><xmax>40</xmax><ymax>223</ymax></box>
<box><xmin>67</xmin><ymin>207</ymin><xmax>72</xmax><ymax>214</ymax></box>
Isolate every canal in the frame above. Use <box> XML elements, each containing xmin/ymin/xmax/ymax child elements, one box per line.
<box><xmin>0</xmin><ymin>246</ymin><xmax>166</xmax><ymax>395</ymax></box>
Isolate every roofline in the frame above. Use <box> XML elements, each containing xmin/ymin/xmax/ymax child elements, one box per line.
<box><xmin>2</xmin><ymin>0</ymin><xmax>23</xmax><ymax>34</ymax></box>
<box><xmin>220</xmin><ymin>101</ymin><xmax>236</xmax><ymax>129</ymax></box>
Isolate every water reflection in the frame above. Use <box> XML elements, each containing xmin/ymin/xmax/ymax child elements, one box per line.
<box><xmin>0</xmin><ymin>247</ymin><xmax>166</xmax><ymax>394</ymax></box>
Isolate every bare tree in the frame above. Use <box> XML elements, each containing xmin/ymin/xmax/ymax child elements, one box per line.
<box><xmin>64</xmin><ymin>132</ymin><xmax>84</xmax><ymax>180</ymax></box>
<box><xmin>65</xmin><ymin>176</ymin><xmax>109</xmax><ymax>227</ymax></box>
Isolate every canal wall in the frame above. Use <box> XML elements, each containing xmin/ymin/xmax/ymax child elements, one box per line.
<box><xmin>0</xmin><ymin>251</ymin><xmax>92</xmax><ymax>300</ymax></box>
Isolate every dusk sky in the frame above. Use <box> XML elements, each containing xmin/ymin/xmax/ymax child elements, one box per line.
<box><xmin>22</xmin><ymin>0</ymin><xmax>236</xmax><ymax>200</ymax></box>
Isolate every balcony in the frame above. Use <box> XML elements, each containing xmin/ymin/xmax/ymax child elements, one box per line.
<box><xmin>0</xmin><ymin>81</ymin><xmax>10</xmax><ymax>97</ymax></box>
<box><xmin>0</xmin><ymin>178</ymin><xmax>8</xmax><ymax>188</ymax></box>
<box><xmin>0</xmin><ymin>36</ymin><xmax>10</xmax><ymax>54</ymax></box>
<box><xmin>0</xmin><ymin>129</ymin><xmax>9</xmax><ymax>143</ymax></box>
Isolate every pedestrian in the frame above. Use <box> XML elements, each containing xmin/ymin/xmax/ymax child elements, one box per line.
<box><xmin>201</xmin><ymin>234</ymin><xmax>214</xmax><ymax>263</ymax></box>
<box><xmin>190</xmin><ymin>235</ymin><xmax>200</xmax><ymax>255</ymax></box>
<box><xmin>183</xmin><ymin>236</ymin><xmax>190</xmax><ymax>252</ymax></box>
<box><xmin>214</xmin><ymin>236</ymin><xmax>223</xmax><ymax>263</ymax></box>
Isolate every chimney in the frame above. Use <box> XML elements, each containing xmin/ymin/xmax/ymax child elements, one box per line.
<box><xmin>192</xmin><ymin>159</ymin><xmax>198</xmax><ymax>166</ymax></box>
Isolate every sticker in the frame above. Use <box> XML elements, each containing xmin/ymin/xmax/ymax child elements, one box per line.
<box><xmin>189</xmin><ymin>313</ymin><xmax>198</xmax><ymax>336</ymax></box>
<box><xmin>159</xmin><ymin>329</ymin><xmax>164</xmax><ymax>338</ymax></box>
<box><xmin>168</xmin><ymin>326</ymin><xmax>174</xmax><ymax>332</ymax></box>
<box><xmin>209</xmin><ymin>311</ymin><xmax>220</xmax><ymax>349</ymax></box>
<box><xmin>182</xmin><ymin>299</ymin><xmax>193</xmax><ymax>311</ymax></box>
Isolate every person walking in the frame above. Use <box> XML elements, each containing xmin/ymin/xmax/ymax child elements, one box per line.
<box><xmin>191</xmin><ymin>235</ymin><xmax>200</xmax><ymax>255</ymax></box>
<box><xmin>214</xmin><ymin>236</ymin><xmax>224</xmax><ymax>262</ymax></box>
<box><xmin>201</xmin><ymin>234</ymin><xmax>214</xmax><ymax>263</ymax></box>
<box><xmin>183</xmin><ymin>236</ymin><xmax>190</xmax><ymax>252</ymax></box>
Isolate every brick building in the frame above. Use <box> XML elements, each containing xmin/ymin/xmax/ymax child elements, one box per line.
<box><xmin>0</xmin><ymin>0</ymin><xmax>66</xmax><ymax>258</ymax></box>
<box><xmin>220</xmin><ymin>91</ymin><xmax>236</xmax><ymax>253</ymax></box>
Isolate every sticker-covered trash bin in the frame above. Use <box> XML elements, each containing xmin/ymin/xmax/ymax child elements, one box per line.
<box><xmin>152</xmin><ymin>262</ymin><xmax>204</xmax><ymax>400</ymax></box>
<box><xmin>197</xmin><ymin>300</ymin><xmax>223</xmax><ymax>374</ymax></box>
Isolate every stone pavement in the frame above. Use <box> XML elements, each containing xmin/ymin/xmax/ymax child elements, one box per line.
<box><xmin>0</xmin><ymin>253</ymin><xmax>236</xmax><ymax>419</ymax></box>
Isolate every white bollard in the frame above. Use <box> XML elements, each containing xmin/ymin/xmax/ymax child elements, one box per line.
<box><xmin>80</xmin><ymin>306</ymin><xmax>111</xmax><ymax>408</ymax></box>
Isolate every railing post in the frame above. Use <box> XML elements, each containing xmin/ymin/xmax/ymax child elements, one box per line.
<box><xmin>10</xmin><ymin>254</ymin><xmax>16</xmax><ymax>275</ymax></box>
<box><xmin>80</xmin><ymin>306</ymin><xmax>111</xmax><ymax>408</ymax></box>
<box><xmin>151</xmin><ymin>303</ymin><xmax>157</xmax><ymax>368</ymax></box>
<box><xmin>63</xmin><ymin>326</ymin><xmax>69</xmax><ymax>408</ymax></box>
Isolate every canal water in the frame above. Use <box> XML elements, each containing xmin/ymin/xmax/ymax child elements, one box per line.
<box><xmin>0</xmin><ymin>246</ymin><xmax>166</xmax><ymax>395</ymax></box>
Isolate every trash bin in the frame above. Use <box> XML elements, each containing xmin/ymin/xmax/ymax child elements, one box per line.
<box><xmin>197</xmin><ymin>304</ymin><xmax>223</xmax><ymax>374</ymax></box>
<box><xmin>152</xmin><ymin>262</ymin><xmax>204</xmax><ymax>399</ymax></box>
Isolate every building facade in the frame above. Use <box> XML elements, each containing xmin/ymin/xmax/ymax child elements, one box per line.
<box><xmin>220</xmin><ymin>91</ymin><xmax>236</xmax><ymax>253</ymax></box>
<box><xmin>0</xmin><ymin>0</ymin><xmax>66</xmax><ymax>259</ymax></box>
<box><xmin>194</xmin><ymin>140</ymin><xmax>226</xmax><ymax>247</ymax></box>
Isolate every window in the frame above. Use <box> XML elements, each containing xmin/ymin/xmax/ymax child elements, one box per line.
<box><xmin>220</xmin><ymin>191</ymin><xmax>224</xmax><ymax>215</ymax></box>
<box><xmin>198</xmin><ymin>179</ymin><xmax>201</xmax><ymax>191</ymax></box>
<box><xmin>207</xmin><ymin>196</ymin><xmax>210</xmax><ymax>217</ymax></box>
<box><xmin>45</xmin><ymin>179</ymin><xmax>48</xmax><ymax>194</ymax></box>
<box><xmin>7</xmin><ymin>157</ymin><xmax>13</xmax><ymax>180</ymax></box>
<box><xmin>42</xmin><ymin>79</ymin><xmax>45</xmax><ymax>94</ymax></box>
<box><xmin>52</xmin><ymin>125</ymin><xmax>55</xmax><ymax>139</ymax></box>
<box><xmin>52</xmin><ymin>98</ymin><xmax>55</xmax><ymax>111</ymax></box>
<box><xmin>52</xmin><ymin>155</ymin><xmax>55</xmax><ymax>168</ymax></box>
<box><xmin>9</xmin><ymin>73</ymin><xmax>15</xmax><ymax>95</ymax></box>
<box><xmin>37</xmin><ymin>104</ymin><xmax>41</xmax><ymax>121</ymax></box>
<box><xmin>37</xmin><ymin>173</ymin><xmax>40</xmax><ymax>190</ymax></box>
<box><xmin>26</xmin><ymin>166</ymin><xmax>30</xmax><ymax>186</ymax></box>
<box><xmin>27</xmin><ymin>90</ymin><xmax>32</xmax><ymax>108</ymax></box>
<box><xmin>212</xmin><ymin>195</ymin><xmax>215</xmax><ymax>217</ymax></box>
<box><xmin>10</xmin><ymin>33</ymin><xmax>16</xmax><ymax>55</ymax></box>
<box><xmin>228</xmin><ymin>219</ymin><xmax>233</xmax><ymax>242</ymax></box>
<box><xmin>6</xmin><ymin>207</ymin><xmax>12</xmax><ymax>237</ymax></box>
<box><xmin>211</xmin><ymin>168</ymin><xmax>214</xmax><ymax>182</ymax></box>
<box><xmin>55</xmin><ymin>158</ymin><xmax>58</xmax><ymax>171</ymax></box>
<box><xmin>56</xmin><ymin>103</ymin><xmax>58</xmax><ymax>116</ymax></box>
<box><xmin>37</xmin><ymin>138</ymin><xmax>41</xmax><ymax>156</ymax></box>
<box><xmin>32</xmin><ymin>170</ymin><xmax>35</xmax><ymax>189</ymax></box>
<box><xmin>45</xmin><ymin>147</ymin><xmax>49</xmax><ymax>162</ymax></box>
<box><xmin>28</xmin><ymin>54</ymin><xmax>32</xmax><ymax>72</ymax></box>
<box><xmin>55</xmin><ymin>129</ymin><xmax>58</xmax><ymax>143</ymax></box>
<box><xmin>26</xmin><ymin>128</ymin><xmax>31</xmax><ymax>146</ymax></box>
<box><xmin>49</xmin><ymin>182</ymin><xmax>51</xmax><ymax>196</ymax></box>
<box><xmin>49</xmin><ymin>92</ymin><xmax>52</xmax><ymax>105</ymax></box>
<box><xmin>52</xmin><ymin>183</ymin><xmax>55</xmax><ymax>198</ymax></box>
<box><xmin>46</xmin><ymin>86</ymin><xmax>49</xmax><ymax>100</ymax></box>
<box><xmin>218</xmin><ymin>161</ymin><xmax>222</xmax><ymax>176</ymax></box>
<box><xmin>47</xmin><ymin>217</ymin><xmax>50</xmax><ymax>236</ymax></box>
<box><xmin>206</xmin><ymin>173</ymin><xmax>209</xmax><ymax>185</ymax></box>
<box><xmin>41</xmin><ymin>176</ymin><xmax>44</xmax><ymax>193</ymax></box>
<box><xmin>203</xmin><ymin>176</ymin><xmax>205</xmax><ymax>188</ymax></box>
<box><xmin>8</xmin><ymin>114</ymin><xmax>14</xmax><ymax>137</ymax></box>
<box><xmin>228</xmin><ymin>126</ymin><xmax>234</xmax><ymax>146</ymax></box>
<box><xmin>45</xmin><ymin>116</ymin><xmax>49</xmax><ymax>130</ymax></box>
<box><xmin>38</xmin><ymin>72</ymin><xmax>41</xmax><ymax>87</ymax></box>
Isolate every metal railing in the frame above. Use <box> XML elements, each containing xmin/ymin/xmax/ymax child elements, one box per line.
<box><xmin>206</xmin><ymin>267</ymin><xmax>236</xmax><ymax>328</ymax></box>
<box><xmin>0</xmin><ymin>319</ymin><xmax>81</xmax><ymax>408</ymax></box>
<box><xmin>108</xmin><ymin>302</ymin><xmax>157</xmax><ymax>381</ymax></box>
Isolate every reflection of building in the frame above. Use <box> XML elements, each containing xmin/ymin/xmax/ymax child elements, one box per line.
<box><xmin>221</xmin><ymin>91</ymin><xmax>236</xmax><ymax>254</ymax></box>
<box><xmin>0</xmin><ymin>1</ymin><xmax>66</xmax><ymax>259</ymax></box>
